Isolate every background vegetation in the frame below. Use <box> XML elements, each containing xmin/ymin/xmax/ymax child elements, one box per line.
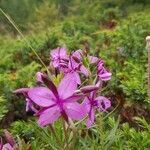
<box><xmin>0</xmin><ymin>0</ymin><xmax>150</xmax><ymax>149</ymax></box>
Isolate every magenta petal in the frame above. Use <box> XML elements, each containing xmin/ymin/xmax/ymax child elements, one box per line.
<box><xmin>73</xmin><ymin>72</ymin><xmax>81</xmax><ymax>84</ymax></box>
<box><xmin>86</xmin><ymin>108</ymin><xmax>95</xmax><ymax>128</ymax></box>
<box><xmin>99</xmin><ymin>72</ymin><xmax>112</xmax><ymax>81</ymax></box>
<box><xmin>58</xmin><ymin>75</ymin><xmax>77</xmax><ymax>99</ymax></box>
<box><xmin>65</xmin><ymin>93</ymin><xmax>84</xmax><ymax>103</ymax></box>
<box><xmin>65</xmin><ymin>72</ymin><xmax>81</xmax><ymax>84</ymax></box>
<box><xmin>72</xmin><ymin>50</ymin><xmax>82</xmax><ymax>60</ymax></box>
<box><xmin>2</xmin><ymin>143</ymin><xmax>13</xmax><ymax>150</ymax></box>
<box><xmin>68</xmin><ymin>56</ymin><xmax>80</xmax><ymax>71</ymax></box>
<box><xmin>83</xmin><ymin>98</ymin><xmax>91</xmax><ymax>113</ymax></box>
<box><xmin>36</xmin><ymin>72</ymin><xmax>44</xmax><ymax>83</ymax></box>
<box><xmin>58</xmin><ymin>47</ymin><xmax>67</xmax><ymax>57</ymax></box>
<box><xmin>50</xmin><ymin>47</ymin><xmax>67</xmax><ymax>58</ymax></box>
<box><xmin>80</xmin><ymin>65</ymin><xmax>89</xmax><ymax>76</ymax></box>
<box><xmin>50</xmin><ymin>47</ymin><xmax>68</xmax><ymax>68</ymax></box>
<box><xmin>64</xmin><ymin>102</ymin><xmax>86</xmax><ymax>120</ymax></box>
<box><xmin>38</xmin><ymin>106</ymin><xmax>61</xmax><ymax>127</ymax></box>
<box><xmin>88</xmin><ymin>56</ymin><xmax>99</xmax><ymax>64</ymax></box>
<box><xmin>28</xmin><ymin>87</ymin><xmax>56</xmax><ymax>107</ymax></box>
<box><xmin>96</xmin><ymin>96</ymin><xmax>111</xmax><ymax>111</ymax></box>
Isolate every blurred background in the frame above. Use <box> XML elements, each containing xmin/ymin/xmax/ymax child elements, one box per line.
<box><xmin>0</xmin><ymin>0</ymin><xmax>150</xmax><ymax>149</ymax></box>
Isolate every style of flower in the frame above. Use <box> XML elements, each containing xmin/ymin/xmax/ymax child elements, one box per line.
<box><xmin>84</xmin><ymin>91</ymin><xmax>111</xmax><ymax>128</ymax></box>
<box><xmin>25</xmin><ymin>74</ymin><xmax>85</xmax><ymax>127</ymax></box>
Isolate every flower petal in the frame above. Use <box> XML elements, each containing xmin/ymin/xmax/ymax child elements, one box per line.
<box><xmin>98</xmin><ymin>72</ymin><xmax>112</xmax><ymax>81</ymax></box>
<box><xmin>58</xmin><ymin>74</ymin><xmax>77</xmax><ymax>99</ymax></box>
<box><xmin>36</xmin><ymin>72</ymin><xmax>44</xmax><ymax>83</ymax></box>
<box><xmin>50</xmin><ymin>47</ymin><xmax>68</xmax><ymax>68</ymax></box>
<box><xmin>73</xmin><ymin>72</ymin><xmax>81</xmax><ymax>84</ymax></box>
<box><xmin>95</xmin><ymin>96</ymin><xmax>111</xmax><ymax>111</ymax></box>
<box><xmin>80</xmin><ymin>65</ymin><xmax>89</xmax><ymax>76</ymax></box>
<box><xmin>65</xmin><ymin>93</ymin><xmax>84</xmax><ymax>103</ymax></box>
<box><xmin>64</xmin><ymin>102</ymin><xmax>86</xmax><ymax>120</ymax></box>
<box><xmin>28</xmin><ymin>87</ymin><xmax>56</xmax><ymax>107</ymax></box>
<box><xmin>50</xmin><ymin>47</ymin><xmax>67</xmax><ymax>58</ymax></box>
<box><xmin>38</xmin><ymin>106</ymin><xmax>61</xmax><ymax>127</ymax></box>
<box><xmin>88</xmin><ymin>56</ymin><xmax>99</xmax><ymax>64</ymax></box>
<box><xmin>83</xmin><ymin>97</ymin><xmax>91</xmax><ymax>113</ymax></box>
<box><xmin>72</xmin><ymin>50</ymin><xmax>82</xmax><ymax>60</ymax></box>
<box><xmin>2</xmin><ymin>143</ymin><xmax>13</xmax><ymax>150</ymax></box>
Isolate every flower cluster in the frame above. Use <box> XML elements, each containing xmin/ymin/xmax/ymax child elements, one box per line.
<box><xmin>15</xmin><ymin>47</ymin><xmax>111</xmax><ymax>128</ymax></box>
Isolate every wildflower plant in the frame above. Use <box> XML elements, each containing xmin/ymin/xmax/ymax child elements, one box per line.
<box><xmin>14</xmin><ymin>47</ymin><xmax>112</xmax><ymax>149</ymax></box>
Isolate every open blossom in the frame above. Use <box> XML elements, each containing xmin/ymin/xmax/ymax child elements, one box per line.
<box><xmin>84</xmin><ymin>91</ymin><xmax>111</xmax><ymax>128</ymax></box>
<box><xmin>62</xmin><ymin>50</ymin><xmax>95</xmax><ymax>84</ymax></box>
<box><xmin>17</xmin><ymin>74</ymin><xmax>86</xmax><ymax>127</ymax></box>
<box><xmin>50</xmin><ymin>48</ymin><xmax>90</xmax><ymax>84</ymax></box>
<box><xmin>50</xmin><ymin>47</ymin><xmax>68</xmax><ymax>68</ymax></box>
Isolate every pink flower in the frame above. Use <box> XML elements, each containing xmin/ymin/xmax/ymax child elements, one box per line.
<box><xmin>50</xmin><ymin>48</ymin><xmax>90</xmax><ymax>84</ymax></box>
<box><xmin>50</xmin><ymin>47</ymin><xmax>68</xmax><ymax>68</ymax></box>
<box><xmin>63</xmin><ymin>50</ymin><xmax>89</xmax><ymax>84</ymax></box>
<box><xmin>84</xmin><ymin>91</ymin><xmax>111</xmax><ymax>128</ymax></box>
<box><xmin>27</xmin><ymin>75</ymin><xmax>86</xmax><ymax>127</ymax></box>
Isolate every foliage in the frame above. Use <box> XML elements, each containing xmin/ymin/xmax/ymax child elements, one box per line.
<box><xmin>10</xmin><ymin>117</ymin><xmax>150</xmax><ymax>150</ymax></box>
<box><xmin>0</xmin><ymin>0</ymin><xmax>150</xmax><ymax>149</ymax></box>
